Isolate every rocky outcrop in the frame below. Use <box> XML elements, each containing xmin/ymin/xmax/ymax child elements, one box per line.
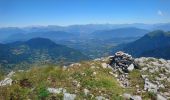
<box><xmin>136</xmin><ymin>57</ymin><xmax>170</xmax><ymax>99</ymax></box>
<box><xmin>144</xmin><ymin>78</ymin><xmax>158</xmax><ymax>93</ymax></box>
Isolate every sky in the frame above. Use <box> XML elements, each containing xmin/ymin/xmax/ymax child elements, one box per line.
<box><xmin>0</xmin><ymin>0</ymin><xmax>170</xmax><ymax>27</ymax></box>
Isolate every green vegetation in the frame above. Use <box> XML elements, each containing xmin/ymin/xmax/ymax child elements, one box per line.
<box><xmin>0</xmin><ymin>38</ymin><xmax>89</xmax><ymax>72</ymax></box>
<box><xmin>0</xmin><ymin>61</ymin><xmax>125</xmax><ymax>99</ymax></box>
<box><xmin>114</xmin><ymin>30</ymin><xmax>170</xmax><ymax>59</ymax></box>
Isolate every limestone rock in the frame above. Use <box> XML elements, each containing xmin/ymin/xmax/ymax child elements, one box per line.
<box><xmin>157</xmin><ymin>94</ymin><xmax>167</xmax><ymax>100</ymax></box>
<box><xmin>72</xmin><ymin>80</ymin><xmax>81</xmax><ymax>88</ymax></box>
<box><xmin>123</xmin><ymin>93</ymin><xmax>131</xmax><ymax>99</ymax></box>
<box><xmin>7</xmin><ymin>71</ymin><xmax>15</xmax><ymax>78</ymax></box>
<box><xmin>95</xmin><ymin>96</ymin><xmax>106</xmax><ymax>100</ymax></box>
<box><xmin>144</xmin><ymin>78</ymin><xmax>158</xmax><ymax>93</ymax></box>
<box><xmin>83</xmin><ymin>88</ymin><xmax>90</xmax><ymax>96</ymax></box>
<box><xmin>0</xmin><ymin>78</ymin><xmax>13</xmax><ymax>86</ymax></box>
<box><xmin>47</xmin><ymin>88</ymin><xmax>66</xmax><ymax>94</ymax></box>
<box><xmin>64</xmin><ymin>93</ymin><xmax>76</xmax><ymax>100</ymax></box>
<box><xmin>127</xmin><ymin>64</ymin><xmax>134</xmax><ymax>72</ymax></box>
<box><xmin>130</xmin><ymin>95</ymin><xmax>142</xmax><ymax>100</ymax></box>
<box><xmin>142</xmin><ymin>67</ymin><xmax>148</xmax><ymax>71</ymax></box>
<box><xmin>101</xmin><ymin>63</ymin><xmax>108</xmax><ymax>69</ymax></box>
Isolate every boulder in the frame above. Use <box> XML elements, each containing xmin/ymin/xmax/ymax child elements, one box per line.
<box><xmin>142</xmin><ymin>67</ymin><xmax>148</xmax><ymax>71</ymax></box>
<box><xmin>7</xmin><ymin>71</ymin><xmax>15</xmax><ymax>78</ymax></box>
<box><xmin>83</xmin><ymin>88</ymin><xmax>90</xmax><ymax>96</ymax></box>
<box><xmin>64</xmin><ymin>93</ymin><xmax>76</xmax><ymax>100</ymax></box>
<box><xmin>130</xmin><ymin>95</ymin><xmax>142</xmax><ymax>100</ymax></box>
<box><xmin>95</xmin><ymin>96</ymin><xmax>106</xmax><ymax>100</ymax></box>
<box><xmin>157</xmin><ymin>94</ymin><xmax>167</xmax><ymax>100</ymax></box>
<box><xmin>167</xmin><ymin>77</ymin><xmax>170</xmax><ymax>82</ymax></box>
<box><xmin>47</xmin><ymin>88</ymin><xmax>66</xmax><ymax>94</ymax></box>
<box><xmin>159</xmin><ymin>59</ymin><xmax>167</xmax><ymax>64</ymax></box>
<box><xmin>90</xmin><ymin>66</ymin><xmax>95</xmax><ymax>69</ymax></box>
<box><xmin>127</xmin><ymin>64</ymin><xmax>134</xmax><ymax>72</ymax></box>
<box><xmin>165</xmin><ymin>63</ymin><xmax>170</xmax><ymax>71</ymax></box>
<box><xmin>101</xmin><ymin>63</ymin><xmax>108</xmax><ymax>69</ymax></box>
<box><xmin>93</xmin><ymin>72</ymin><xmax>97</xmax><ymax>76</ymax></box>
<box><xmin>144</xmin><ymin>78</ymin><xmax>158</xmax><ymax>93</ymax></box>
<box><xmin>72</xmin><ymin>80</ymin><xmax>80</xmax><ymax>88</ymax></box>
<box><xmin>123</xmin><ymin>93</ymin><xmax>131</xmax><ymax>99</ymax></box>
<box><xmin>109</xmin><ymin>71</ymin><xmax>114</xmax><ymax>76</ymax></box>
<box><xmin>0</xmin><ymin>78</ymin><xmax>13</xmax><ymax>86</ymax></box>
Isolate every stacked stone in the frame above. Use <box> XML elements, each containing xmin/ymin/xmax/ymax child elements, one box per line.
<box><xmin>109</xmin><ymin>51</ymin><xmax>135</xmax><ymax>73</ymax></box>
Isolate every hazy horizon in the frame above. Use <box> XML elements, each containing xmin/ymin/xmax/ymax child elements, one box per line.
<box><xmin>1</xmin><ymin>0</ymin><xmax>170</xmax><ymax>27</ymax></box>
<box><xmin>1</xmin><ymin>22</ymin><xmax>170</xmax><ymax>28</ymax></box>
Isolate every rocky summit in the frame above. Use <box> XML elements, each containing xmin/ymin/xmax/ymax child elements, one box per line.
<box><xmin>0</xmin><ymin>51</ymin><xmax>170</xmax><ymax>100</ymax></box>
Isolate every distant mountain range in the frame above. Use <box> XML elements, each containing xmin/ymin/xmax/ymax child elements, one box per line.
<box><xmin>4</xmin><ymin>31</ymin><xmax>76</xmax><ymax>43</ymax></box>
<box><xmin>3</xmin><ymin>27</ymin><xmax>149</xmax><ymax>42</ymax></box>
<box><xmin>1</xmin><ymin>23</ymin><xmax>170</xmax><ymax>42</ymax></box>
<box><xmin>112</xmin><ymin>30</ymin><xmax>170</xmax><ymax>59</ymax></box>
<box><xmin>0</xmin><ymin>38</ymin><xmax>88</xmax><ymax>72</ymax></box>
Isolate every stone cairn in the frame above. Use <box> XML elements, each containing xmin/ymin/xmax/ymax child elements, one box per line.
<box><xmin>107</xmin><ymin>51</ymin><xmax>138</xmax><ymax>88</ymax></box>
<box><xmin>108</xmin><ymin>51</ymin><xmax>137</xmax><ymax>73</ymax></box>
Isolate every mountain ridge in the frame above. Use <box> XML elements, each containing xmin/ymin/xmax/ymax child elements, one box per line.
<box><xmin>112</xmin><ymin>30</ymin><xmax>170</xmax><ymax>59</ymax></box>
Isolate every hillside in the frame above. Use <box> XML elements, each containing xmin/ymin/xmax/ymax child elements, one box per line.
<box><xmin>112</xmin><ymin>30</ymin><xmax>170</xmax><ymax>59</ymax></box>
<box><xmin>0</xmin><ymin>38</ymin><xmax>88</xmax><ymax>72</ymax></box>
<box><xmin>0</xmin><ymin>52</ymin><xmax>170</xmax><ymax>99</ymax></box>
<box><xmin>141</xmin><ymin>46</ymin><xmax>170</xmax><ymax>59</ymax></box>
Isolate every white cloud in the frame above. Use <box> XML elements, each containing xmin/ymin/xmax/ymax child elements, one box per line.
<box><xmin>157</xmin><ymin>10</ymin><xmax>164</xmax><ymax>16</ymax></box>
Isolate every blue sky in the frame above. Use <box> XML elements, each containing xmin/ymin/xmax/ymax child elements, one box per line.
<box><xmin>0</xmin><ymin>0</ymin><xmax>170</xmax><ymax>27</ymax></box>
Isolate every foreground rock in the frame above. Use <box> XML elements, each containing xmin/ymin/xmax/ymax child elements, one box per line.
<box><xmin>64</xmin><ymin>93</ymin><xmax>76</xmax><ymax>100</ymax></box>
<box><xmin>47</xmin><ymin>88</ymin><xmax>66</xmax><ymax>94</ymax></box>
<box><xmin>0</xmin><ymin>78</ymin><xmax>13</xmax><ymax>86</ymax></box>
<box><xmin>136</xmin><ymin>57</ymin><xmax>170</xmax><ymax>99</ymax></box>
<box><xmin>106</xmin><ymin>51</ymin><xmax>138</xmax><ymax>88</ymax></box>
<box><xmin>144</xmin><ymin>78</ymin><xmax>158</xmax><ymax>93</ymax></box>
<box><xmin>123</xmin><ymin>93</ymin><xmax>142</xmax><ymax>100</ymax></box>
<box><xmin>108</xmin><ymin>51</ymin><xmax>137</xmax><ymax>72</ymax></box>
<box><xmin>157</xmin><ymin>94</ymin><xmax>167</xmax><ymax>100</ymax></box>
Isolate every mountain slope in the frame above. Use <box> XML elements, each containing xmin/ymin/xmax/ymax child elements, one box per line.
<box><xmin>141</xmin><ymin>46</ymin><xmax>170</xmax><ymax>59</ymax></box>
<box><xmin>0</xmin><ymin>38</ymin><xmax>89</xmax><ymax>71</ymax></box>
<box><xmin>112</xmin><ymin>30</ymin><xmax>170</xmax><ymax>58</ymax></box>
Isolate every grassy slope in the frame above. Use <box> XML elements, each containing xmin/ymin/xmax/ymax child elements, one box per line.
<box><xmin>0</xmin><ymin>60</ymin><xmax>155</xmax><ymax>100</ymax></box>
<box><xmin>0</xmin><ymin>61</ymin><xmax>123</xmax><ymax>100</ymax></box>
